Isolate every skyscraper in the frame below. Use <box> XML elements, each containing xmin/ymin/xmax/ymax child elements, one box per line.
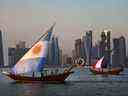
<box><xmin>54</xmin><ymin>37</ymin><xmax>60</xmax><ymax>64</ymax></box>
<box><xmin>47</xmin><ymin>41</ymin><xmax>52</xmax><ymax>65</ymax></box>
<box><xmin>72</xmin><ymin>49</ymin><xmax>77</xmax><ymax>60</ymax></box>
<box><xmin>112</xmin><ymin>38</ymin><xmax>120</xmax><ymax>67</ymax></box>
<box><xmin>75</xmin><ymin>38</ymin><xmax>85</xmax><ymax>59</ymax></box>
<box><xmin>83</xmin><ymin>30</ymin><xmax>92</xmax><ymax>65</ymax></box>
<box><xmin>18</xmin><ymin>41</ymin><xmax>26</xmax><ymax>48</ymax></box>
<box><xmin>48</xmin><ymin>36</ymin><xmax>60</xmax><ymax>65</ymax></box>
<box><xmin>8</xmin><ymin>41</ymin><xmax>29</xmax><ymax>67</ymax></box>
<box><xmin>0</xmin><ymin>30</ymin><xmax>4</xmax><ymax>67</ymax></box>
<box><xmin>91</xmin><ymin>43</ymin><xmax>99</xmax><ymax>59</ymax></box>
<box><xmin>50</xmin><ymin>36</ymin><xmax>55</xmax><ymax>64</ymax></box>
<box><xmin>99</xmin><ymin>31</ymin><xmax>111</xmax><ymax>68</ymax></box>
<box><xmin>99</xmin><ymin>31</ymin><xmax>106</xmax><ymax>58</ymax></box>
<box><xmin>106</xmin><ymin>31</ymin><xmax>111</xmax><ymax>67</ymax></box>
<box><xmin>14</xmin><ymin>41</ymin><xmax>28</xmax><ymax>63</ymax></box>
<box><xmin>75</xmin><ymin>39</ymin><xmax>80</xmax><ymax>58</ymax></box>
<box><xmin>0</xmin><ymin>30</ymin><xmax>8</xmax><ymax>67</ymax></box>
<box><xmin>62</xmin><ymin>54</ymin><xmax>68</xmax><ymax>66</ymax></box>
<box><xmin>119</xmin><ymin>36</ymin><xmax>126</xmax><ymax>67</ymax></box>
<box><xmin>59</xmin><ymin>49</ymin><xmax>63</xmax><ymax>66</ymax></box>
<box><xmin>112</xmin><ymin>36</ymin><xmax>126</xmax><ymax>67</ymax></box>
<box><xmin>8</xmin><ymin>48</ymin><xmax>16</xmax><ymax>67</ymax></box>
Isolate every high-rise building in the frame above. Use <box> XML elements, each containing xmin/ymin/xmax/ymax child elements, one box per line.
<box><xmin>62</xmin><ymin>54</ymin><xmax>68</xmax><ymax>66</ymax></box>
<box><xmin>119</xmin><ymin>36</ymin><xmax>126</xmax><ymax>66</ymax></box>
<box><xmin>112</xmin><ymin>38</ymin><xmax>120</xmax><ymax>67</ymax></box>
<box><xmin>47</xmin><ymin>41</ymin><xmax>52</xmax><ymax>65</ymax></box>
<box><xmin>83</xmin><ymin>30</ymin><xmax>92</xmax><ymax>65</ymax></box>
<box><xmin>54</xmin><ymin>37</ymin><xmax>60</xmax><ymax>64</ymax></box>
<box><xmin>91</xmin><ymin>43</ymin><xmax>99</xmax><ymax>59</ymax></box>
<box><xmin>99</xmin><ymin>31</ymin><xmax>106</xmax><ymax>58</ymax></box>
<box><xmin>0</xmin><ymin>30</ymin><xmax>4</xmax><ymax>67</ymax></box>
<box><xmin>75</xmin><ymin>39</ymin><xmax>80</xmax><ymax>58</ymax></box>
<box><xmin>81</xmin><ymin>37</ymin><xmax>86</xmax><ymax>59</ymax></box>
<box><xmin>50</xmin><ymin>36</ymin><xmax>56</xmax><ymax>64</ymax></box>
<box><xmin>112</xmin><ymin>36</ymin><xmax>126</xmax><ymax>67</ymax></box>
<box><xmin>72</xmin><ymin>49</ymin><xmax>77</xmax><ymax>60</ymax></box>
<box><xmin>48</xmin><ymin>36</ymin><xmax>60</xmax><ymax>65</ymax></box>
<box><xmin>0</xmin><ymin>30</ymin><xmax>8</xmax><ymax>67</ymax></box>
<box><xmin>66</xmin><ymin>57</ymin><xmax>72</xmax><ymax>64</ymax></box>
<box><xmin>98</xmin><ymin>30</ymin><xmax>112</xmax><ymax>68</ymax></box>
<box><xmin>8</xmin><ymin>48</ymin><xmax>16</xmax><ymax>67</ymax></box>
<box><xmin>75</xmin><ymin>38</ymin><xmax>85</xmax><ymax>59</ymax></box>
<box><xmin>18</xmin><ymin>41</ymin><xmax>26</xmax><ymax>48</ymax></box>
<box><xmin>59</xmin><ymin>49</ymin><xmax>63</xmax><ymax>66</ymax></box>
<box><xmin>106</xmin><ymin>31</ymin><xmax>111</xmax><ymax>67</ymax></box>
<box><xmin>8</xmin><ymin>41</ymin><xmax>29</xmax><ymax>67</ymax></box>
<box><xmin>99</xmin><ymin>31</ymin><xmax>111</xmax><ymax>68</ymax></box>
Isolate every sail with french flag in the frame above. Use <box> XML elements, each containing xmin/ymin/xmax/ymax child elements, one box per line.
<box><xmin>12</xmin><ymin>24</ymin><xmax>55</xmax><ymax>74</ymax></box>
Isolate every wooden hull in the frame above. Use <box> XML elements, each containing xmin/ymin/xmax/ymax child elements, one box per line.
<box><xmin>90</xmin><ymin>67</ymin><xmax>123</xmax><ymax>75</ymax></box>
<box><xmin>5</xmin><ymin>72</ymin><xmax>74</xmax><ymax>83</ymax></box>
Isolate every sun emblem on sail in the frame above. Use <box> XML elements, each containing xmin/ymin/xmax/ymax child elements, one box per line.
<box><xmin>32</xmin><ymin>42</ymin><xmax>43</xmax><ymax>55</ymax></box>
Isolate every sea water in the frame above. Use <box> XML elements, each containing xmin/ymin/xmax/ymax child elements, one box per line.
<box><xmin>0</xmin><ymin>68</ymin><xmax>128</xmax><ymax>96</ymax></box>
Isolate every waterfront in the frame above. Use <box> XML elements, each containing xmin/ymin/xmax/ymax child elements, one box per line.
<box><xmin>0</xmin><ymin>68</ymin><xmax>128</xmax><ymax>96</ymax></box>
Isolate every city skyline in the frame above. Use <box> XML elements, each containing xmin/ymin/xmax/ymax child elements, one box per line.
<box><xmin>0</xmin><ymin>0</ymin><xmax>128</xmax><ymax>54</ymax></box>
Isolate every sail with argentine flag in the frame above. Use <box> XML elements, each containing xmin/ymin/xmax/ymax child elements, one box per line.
<box><xmin>12</xmin><ymin>23</ymin><xmax>55</xmax><ymax>75</ymax></box>
<box><xmin>1</xmin><ymin>23</ymin><xmax>75</xmax><ymax>83</ymax></box>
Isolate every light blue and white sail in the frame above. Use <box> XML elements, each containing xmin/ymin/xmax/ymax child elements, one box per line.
<box><xmin>12</xmin><ymin>24</ymin><xmax>55</xmax><ymax>74</ymax></box>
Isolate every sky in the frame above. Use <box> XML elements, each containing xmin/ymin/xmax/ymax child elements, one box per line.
<box><xmin>0</xmin><ymin>0</ymin><xmax>128</xmax><ymax>55</ymax></box>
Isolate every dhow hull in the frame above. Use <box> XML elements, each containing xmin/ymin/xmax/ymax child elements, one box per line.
<box><xmin>90</xmin><ymin>67</ymin><xmax>123</xmax><ymax>75</ymax></box>
<box><xmin>4</xmin><ymin>72</ymin><xmax>74</xmax><ymax>83</ymax></box>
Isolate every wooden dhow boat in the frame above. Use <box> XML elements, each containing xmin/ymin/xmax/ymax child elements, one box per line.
<box><xmin>90</xmin><ymin>57</ymin><xmax>123</xmax><ymax>75</ymax></box>
<box><xmin>2</xmin><ymin>23</ymin><xmax>76</xmax><ymax>83</ymax></box>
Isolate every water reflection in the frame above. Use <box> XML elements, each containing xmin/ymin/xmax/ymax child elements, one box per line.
<box><xmin>0</xmin><ymin>68</ymin><xmax>128</xmax><ymax>96</ymax></box>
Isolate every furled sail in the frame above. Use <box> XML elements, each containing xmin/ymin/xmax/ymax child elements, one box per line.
<box><xmin>12</xmin><ymin>24</ymin><xmax>55</xmax><ymax>74</ymax></box>
<box><xmin>94</xmin><ymin>57</ymin><xmax>104</xmax><ymax>68</ymax></box>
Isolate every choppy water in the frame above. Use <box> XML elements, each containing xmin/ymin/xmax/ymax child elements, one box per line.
<box><xmin>1</xmin><ymin>68</ymin><xmax>128</xmax><ymax>96</ymax></box>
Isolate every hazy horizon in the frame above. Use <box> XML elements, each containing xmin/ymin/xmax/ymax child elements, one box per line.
<box><xmin>0</xmin><ymin>0</ymin><xmax>128</xmax><ymax>55</ymax></box>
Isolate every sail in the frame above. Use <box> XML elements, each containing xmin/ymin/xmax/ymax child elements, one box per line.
<box><xmin>94</xmin><ymin>57</ymin><xmax>104</xmax><ymax>68</ymax></box>
<box><xmin>12</xmin><ymin>24</ymin><xmax>55</xmax><ymax>74</ymax></box>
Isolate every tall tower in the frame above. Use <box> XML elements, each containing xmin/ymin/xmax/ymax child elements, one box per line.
<box><xmin>112</xmin><ymin>38</ymin><xmax>120</xmax><ymax>67</ymax></box>
<box><xmin>0</xmin><ymin>30</ymin><xmax>8</xmax><ymax>67</ymax></box>
<box><xmin>112</xmin><ymin>36</ymin><xmax>126</xmax><ymax>67</ymax></box>
<box><xmin>106</xmin><ymin>31</ymin><xmax>111</xmax><ymax>67</ymax></box>
<box><xmin>99</xmin><ymin>31</ymin><xmax>106</xmax><ymax>58</ymax></box>
<box><xmin>83</xmin><ymin>30</ymin><xmax>92</xmax><ymax>65</ymax></box>
<box><xmin>54</xmin><ymin>37</ymin><xmax>59</xmax><ymax>65</ymax></box>
<box><xmin>75</xmin><ymin>39</ymin><xmax>83</xmax><ymax>58</ymax></box>
<box><xmin>119</xmin><ymin>36</ymin><xmax>126</xmax><ymax>67</ymax></box>
<box><xmin>50</xmin><ymin>36</ymin><xmax>60</xmax><ymax>65</ymax></box>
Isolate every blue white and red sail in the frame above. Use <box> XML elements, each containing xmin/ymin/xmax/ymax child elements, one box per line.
<box><xmin>12</xmin><ymin>24</ymin><xmax>55</xmax><ymax>74</ymax></box>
